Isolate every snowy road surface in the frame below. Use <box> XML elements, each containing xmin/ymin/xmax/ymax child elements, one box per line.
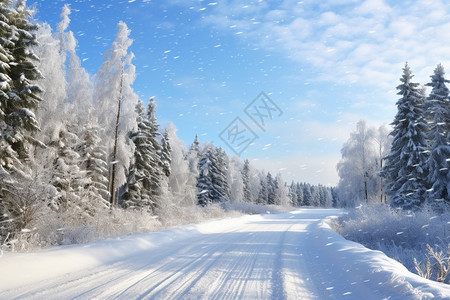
<box><xmin>1</xmin><ymin>209</ymin><xmax>449</xmax><ymax>299</ymax></box>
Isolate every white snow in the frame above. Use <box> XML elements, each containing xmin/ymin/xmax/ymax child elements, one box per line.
<box><xmin>0</xmin><ymin>209</ymin><xmax>448</xmax><ymax>299</ymax></box>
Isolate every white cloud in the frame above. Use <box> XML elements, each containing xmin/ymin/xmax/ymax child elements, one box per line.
<box><xmin>202</xmin><ymin>0</ymin><xmax>450</xmax><ymax>89</ymax></box>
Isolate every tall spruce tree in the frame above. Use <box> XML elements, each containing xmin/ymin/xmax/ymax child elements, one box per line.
<box><xmin>242</xmin><ymin>159</ymin><xmax>251</xmax><ymax>202</ymax></box>
<box><xmin>146</xmin><ymin>97</ymin><xmax>163</xmax><ymax>211</ymax></box>
<box><xmin>289</xmin><ymin>181</ymin><xmax>298</xmax><ymax>206</ymax></box>
<box><xmin>258</xmin><ymin>176</ymin><xmax>268</xmax><ymax>205</ymax></box>
<box><xmin>296</xmin><ymin>182</ymin><xmax>304</xmax><ymax>206</ymax></box>
<box><xmin>424</xmin><ymin>64</ymin><xmax>450</xmax><ymax>207</ymax></box>
<box><xmin>266</xmin><ymin>172</ymin><xmax>276</xmax><ymax>205</ymax></box>
<box><xmin>197</xmin><ymin>145</ymin><xmax>214</xmax><ymax>206</ymax></box>
<box><xmin>196</xmin><ymin>145</ymin><xmax>230</xmax><ymax>205</ymax></box>
<box><xmin>77</xmin><ymin>123</ymin><xmax>110</xmax><ymax>210</ymax></box>
<box><xmin>303</xmin><ymin>184</ymin><xmax>312</xmax><ymax>206</ymax></box>
<box><xmin>0</xmin><ymin>0</ymin><xmax>43</xmax><ymax>239</ymax></box>
<box><xmin>160</xmin><ymin>128</ymin><xmax>171</xmax><ymax>178</ymax></box>
<box><xmin>0</xmin><ymin>0</ymin><xmax>42</xmax><ymax>173</ymax></box>
<box><xmin>382</xmin><ymin>63</ymin><xmax>429</xmax><ymax>209</ymax></box>
<box><xmin>214</xmin><ymin>147</ymin><xmax>230</xmax><ymax>202</ymax></box>
<box><xmin>122</xmin><ymin>100</ymin><xmax>158</xmax><ymax>211</ymax></box>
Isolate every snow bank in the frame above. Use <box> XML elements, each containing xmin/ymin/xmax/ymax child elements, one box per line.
<box><xmin>319</xmin><ymin>217</ymin><xmax>450</xmax><ymax>299</ymax></box>
<box><xmin>0</xmin><ymin>214</ymin><xmax>256</xmax><ymax>290</ymax></box>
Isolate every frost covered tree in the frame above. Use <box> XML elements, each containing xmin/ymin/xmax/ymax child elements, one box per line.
<box><xmin>76</xmin><ymin>123</ymin><xmax>109</xmax><ymax>210</ymax></box>
<box><xmin>94</xmin><ymin>21</ymin><xmax>138</xmax><ymax>206</ymax></box>
<box><xmin>166</xmin><ymin>123</ymin><xmax>197</xmax><ymax>207</ymax></box>
<box><xmin>373</xmin><ymin>125</ymin><xmax>392</xmax><ymax>203</ymax></box>
<box><xmin>49</xmin><ymin>129</ymin><xmax>85</xmax><ymax>213</ymax></box>
<box><xmin>0</xmin><ymin>0</ymin><xmax>42</xmax><ymax>173</ymax></box>
<box><xmin>309</xmin><ymin>185</ymin><xmax>320</xmax><ymax>207</ymax></box>
<box><xmin>288</xmin><ymin>181</ymin><xmax>298</xmax><ymax>206</ymax></box>
<box><xmin>145</xmin><ymin>98</ymin><xmax>164</xmax><ymax>210</ymax></box>
<box><xmin>242</xmin><ymin>159</ymin><xmax>251</xmax><ymax>202</ymax></box>
<box><xmin>296</xmin><ymin>182</ymin><xmax>304</xmax><ymax>206</ymax></box>
<box><xmin>0</xmin><ymin>0</ymin><xmax>44</xmax><ymax>240</ymax></box>
<box><xmin>62</xmin><ymin>6</ymin><xmax>94</xmax><ymax>127</ymax></box>
<box><xmin>197</xmin><ymin>144</ymin><xmax>214</xmax><ymax>206</ymax></box>
<box><xmin>215</xmin><ymin>147</ymin><xmax>231</xmax><ymax>202</ymax></box>
<box><xmin>274</xmin><ymin>173</ymin><xmax>290</xmax><ymax>206</ymax></box>
<box><xmin>337</xmin><ymin>120</ymin><xmax>378</xmax><ymax>206</ymax></box>
<box><xmin>160</xmin><ymin>128</ymin><xmax>171</xmax><ymax>179</ymax></box>
<box><xmin>258</xmin><ymin>175</ymin><xmax>268</xmax><ymax>205</ymax></box>
<box><xmin>187</xmin><ymin>133</ymin><xmax>200</xmax><ymax>172</ymax></box>
<box><xmin>382</xmin><ymin>63</ymin><xmax>429</xmax><ymax>209</ymax></box>
<box><xmin>302</xmin><ymin>184</ymin><xmax>312</xmax><ymax>206</ymax></box>
<box><xmin>228</xmin><ymin>157</ymin><xmax>244</xmax><ymax>202</ymax></box>
<box><xmin>122</xmin><ymin>100</ymin><xmax>160</xmax><ymax>211</ymax></box>
<box><xmin>266</xmin><ymin>172</ymin><xmax>276</xmax><ymax>205</ymax></box>
<box><xmin>246</xmin><ymin>161</ymin><xmax>262</xmax><ymax>204</ymax></box>
<box><xmin>33</xmin><ymin>12</ymin><xmax>66</xmax><ymax>144</ymax></box>
<box><xmin>196</xmin><ymin>145</ymin><xmax>230</xmax><ymax>206</ymax></box>
<box><xmin>424</xmin><ymin>64</ymin><xmax>450</xmax><ymax>206</ymax></box>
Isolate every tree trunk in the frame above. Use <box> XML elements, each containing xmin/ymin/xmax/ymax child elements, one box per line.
<box><xmin>108</xmin><ymin>64</ymin><xmax>124</xmax><ymax>207</ymax></box>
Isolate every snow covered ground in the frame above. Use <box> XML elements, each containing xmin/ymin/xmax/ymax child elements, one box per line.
<box><xmin>0</xmin><ymin>209</ymin><xmax>449</xmax><ymax>299</ymax></box>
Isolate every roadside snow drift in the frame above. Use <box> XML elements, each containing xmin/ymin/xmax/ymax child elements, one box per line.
<box><xmin>0</xmin><ymin>209</ymin><xmax>449</xmax><ymax>299</ymax></box>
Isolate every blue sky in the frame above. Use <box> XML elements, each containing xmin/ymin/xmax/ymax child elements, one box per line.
<box><xmin>32</xmin><ymin>0</ymin><xmax>450</xmax><ymax>185</ymax></box>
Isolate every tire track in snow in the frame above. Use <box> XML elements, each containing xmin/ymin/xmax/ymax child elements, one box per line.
<box><xmin>4</xmin><ymin>210</ymin><xmax>372</xmax><ymax>299</ymax></box>
<box><xmin>204</xmin><ymin>228</ymin><xmax>274</xmax><ymax>299</ymax></box>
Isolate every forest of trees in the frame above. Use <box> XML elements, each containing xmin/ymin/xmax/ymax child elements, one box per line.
<box><xmin>0</xmin><ymin>2</ymin><xmax>335</xmax><ymax>250</ymax></box>
<box><xmin>337</xmin><ymin>63</ymin><xmax>450</xmax><ymax>211</ymax></box>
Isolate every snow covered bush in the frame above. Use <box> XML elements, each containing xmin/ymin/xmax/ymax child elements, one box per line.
<box><xmin>332</xmin><ymin>204</ymin><xmax>449</xmax><ymax>284</ymax></box>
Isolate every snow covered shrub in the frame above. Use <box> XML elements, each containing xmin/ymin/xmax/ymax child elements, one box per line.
<box><xmin>333</xmin><ymin>204</ymin><xmax>450</xmax><ymax>284</ymax></box>
<box><xmin>414</xmin><ymin>244</ymin><xmax>450</xmax><ymax>283</ymax></box>
<box><xmin>0</xmin><ymin>174</ymin><xmax>57</xmax><ymax>251</ymax></box>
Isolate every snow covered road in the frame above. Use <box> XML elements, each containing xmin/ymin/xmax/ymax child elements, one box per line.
<box><xmin>1</xmin><ymin>209</ymin><xmax>449</xmax><ymax>299</ymax></box>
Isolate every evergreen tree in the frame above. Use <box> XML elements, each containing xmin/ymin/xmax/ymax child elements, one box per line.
<box><xmin>296</xmin><ymin>182</ymin><xmax>304</xmax><ymax>206</ymax></box>
<box><xmin>196</xmin><ymin>146</ymin><xmax>230</xmax><ymax>205</ymax></box>
<box><xmin>309</xmin><ymin>185</ymin><xmax>320</xmax><ymax>206</ymax></box>
<box><xmin>0</xmin><ymin>1</ymin><xmax>43</xmax><ymax>238</ymax></box>
<box><xmin>49</xmin><ymin>128</ymin><xmax>85</xmax><ymax>213</ymax></box>
<box><xmin>146</xmin><ymin>97</ymin><xmax>163</xmax><ymax>209</ymax></box>
<box><xmin>266</xmin><ymin>172</ymin><xmax>275</xmax><ymax>205</ymax></box>
<box><xmin>424</xmin><ymin>64</ymin><xmax>450</xmax><ymax>206</ymax></box>
<box><xmin>214</xmin><ymin>147</ymin><xmax>230</xmax><ymax>202</ymax></box>
<box><xmin>331</xmin><ymin>187</ymin><xmax>339</xmax><ymax>207</ymax></box>
<box><xmin>382</xmin><ymin>63</ymin><xmax>429</xmax><ymax>209</ymax></box>
<box><xmin>242</xmin><ymin>159</ymin><xmax>251</xmax><ymax>203</ymax></box>
<box><xmin>303</xmin><ymin>184</ymin><xmax>312</xmax><ymax>206</ymax></box>
<box><xmin>0</xmin><ymin>0</ymin><xmax>42</xmax><ymax>173</ymax></box>
<box><xmin>288</xmin><ymin>181</ymin><xmax>298</xmax><ymax>206</ymax></box>
<box><xmin>258</xmin><ymin>175</ymin><xmax>268</xmax><ymax>204</ymax></box>
<box><xmin>189</xmin><ymin>133</ymin><xmax>200</xmax><ymax>155</ymax></box>
<box><xmin>122</xmin><ymin>100</ymin><xmax>158</xmax><ymax>211</ymax></box>
<box><xmin>197</xmin><ymin>145</ymin><xmax>214</xmax><ymax>206</ymax></box>
<box><xmin>76</xmin><ymin>123</ymin><xmax>110</xmax><ymax>210</ymax></box>
<box><xmin>160</xmin><ymin>128</ymin><xmax>172</xmax><ymax>178</ymax></box>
